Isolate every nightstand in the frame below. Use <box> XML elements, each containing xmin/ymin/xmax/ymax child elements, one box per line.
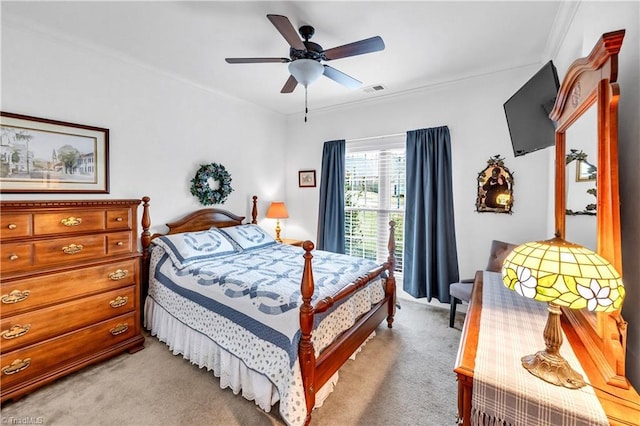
<box><xmin>280</xmin><ymin>238</ymin><xmax>304</xmax><ymax>247</ymax></box>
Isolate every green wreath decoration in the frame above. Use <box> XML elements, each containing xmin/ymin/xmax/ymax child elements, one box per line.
<box><xmin>190</xmin><ymin>163</ymin><xmax>233</xmax><ymax>205</ymax></box>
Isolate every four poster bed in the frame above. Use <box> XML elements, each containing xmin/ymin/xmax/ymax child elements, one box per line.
<box><xmin>140</xmin><ymin>196</ymin><xmax>397</xmax><ymax>426</ymax></box>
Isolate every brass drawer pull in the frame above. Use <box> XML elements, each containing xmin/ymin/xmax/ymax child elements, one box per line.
<box><xmin>109</xmin><ymin>323</ymin><xmax>129</xmax><ymax>336</ymax></box>
<box><xmin>62</xmin><ymin>244</ymin><xmax>83</xmax><ymax>254</ymax></box>
<box><xmin>109</xmin><ymin>296</ymin><xmax>128</xmax><ymax>308</ymax></box>
<box><xmin>1</xmin><ymin>290</ymin><xmax>31</xmax><ymax>304</ymax></box>
<box><xmin>2</xmin><ymin>358</ymin><xmax>31</xmax><ymax>375</ymax></box>
<box><xmin>9</xmin><ymin>254</ymin><xmax>19</xmax><ymax>261</ymax></box>
<box><xmin>116</xmin><ymin>241</ymin><xmax>124</xmax><ymax>246</ymax></box>
<box><xmin>60</xmin><ymin>217</ymin><xmax>82</xmax><ymax>227</ymax></box>
<box><xmin>108</xmin><ymin>269</ymin><xmax>128</xmax><ymax>280</ymax></box>
<box><xmin>115</xmin><ymin>217</ymin><xmax>124</xmax><ymax>222</ymax></box>
<box><xmin>7</xmin><ymin>223</ymin><xmax>17</xmax><ymax>230</ymax></box>
<box><xmin>1</xmin><ymin>324</ymin><xmax>31</xmax><ymax>340</ymax></box>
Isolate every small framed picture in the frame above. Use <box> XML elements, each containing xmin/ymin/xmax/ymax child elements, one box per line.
<box><xmin>298</xmin><ymin>170</ymin><xmax>316</xmax><ymax>188</ymax></box>
<box><xmin>576</xmin><ymin>159</ymin><xmax>597</xmax><ymax>182</ymax></box>
<box><xmin>1</xmin><ymin>112</ymin><xmax>109</xmax><ymax>193</ymax></box>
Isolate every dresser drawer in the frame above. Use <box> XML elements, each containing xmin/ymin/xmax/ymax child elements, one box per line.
<box><xmin>107</xmin><ymin>231</ymin><xmax>133</xmax><ymax>255</ymax></box>
<box><xmin>0</xmin><ymin>213</ymin><xmax>32</xmax><ymax>240</ymax></box>
<box><xmin>0</xmin><ymin>312</ymin><xmax>138</xmax><ymax>390</ymax></box>
<box><xmin>1</xmin><ymin>242</ymin><xmax>33</xmax><ymax>274</ymax></box>
<box><xmin>33</xmin><ymin>211</ymin><xmax>106</xmax><ymax>236</ymax></box>
<box><xmin>33</xmin><ymin>234</ymin><xmax>106</xmax><ymax>268</ymax></box>
<box><xmin>1</xmin><ymin>286</ymin><xmax>136</xmax><ymax>353</ymax></box>
<box><xmin>1</xmin><ymin>259</ymin><xmax>138</xmax><ymax>316</ymax></box>
<box><xmin>106</xmin><ymin>209</ymin><xmax>132</xmax><ymax>230</ymax></box>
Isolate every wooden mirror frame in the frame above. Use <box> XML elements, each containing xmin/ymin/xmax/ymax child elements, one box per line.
<box><xmin>550</xmin><ymin>30</ymin><xmax>628</xmax><ymax>389</ymax></box>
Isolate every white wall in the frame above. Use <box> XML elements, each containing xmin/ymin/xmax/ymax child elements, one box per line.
<box><xmin>1</xmin><ymin>23</ymin><xmax>288</xmax><ymax>234</ymax></box>
<box><xmin>283</xmin><ymin>68</ymin><xmax>554</xmax><ymax>280</ymax></box>
<box><xmin>552</xmin><ymin>0</ymin><xmax>640</xmax><ymax>389</ymax></box>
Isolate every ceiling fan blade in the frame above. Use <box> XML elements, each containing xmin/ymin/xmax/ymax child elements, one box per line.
<box><xmin>225</xmin><ymin>57</ymin><xmax>290</xmax><ymax>64</ymax></box>
<box><xmin>281</xmin><ymin>75</ymin><xmax>298</xmax><ymax>93</ymax></box>
<box><xmin>267</xmin><ymin>14</ymin><xmax>306</xmax><ymax>51</ymax></box>
<box><xmin>322</xmin><ymin>36</ymin><xmax>385</xmax><ymax>60</ymax></box>
<box><xmin>323</xmin><ymin>65</ymin><xmax>362</xmax><ymax>89</ymax></box>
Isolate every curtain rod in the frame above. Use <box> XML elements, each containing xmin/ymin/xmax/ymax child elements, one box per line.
<box><xmin>346</xmin><ymin>132</ymin><xmax>405</xmax><ymax>143</ymax></box>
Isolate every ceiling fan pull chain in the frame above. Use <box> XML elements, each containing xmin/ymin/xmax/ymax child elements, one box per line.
<box><xmin>304</xmin><ymin>86</ymin><xmax>308</xmax><ymax>122</ymax></box>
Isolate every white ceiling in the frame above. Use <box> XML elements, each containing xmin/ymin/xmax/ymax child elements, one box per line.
<box><xmin>2</xmin><ymin>1</ymin><xmax>568</xmax><ymax>116</ymax></box>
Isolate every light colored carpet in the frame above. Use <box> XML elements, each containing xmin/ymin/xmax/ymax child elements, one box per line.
<box><xmin>1</xmin><ymin>298</ymin><xmax>466</xmax><ymax>425</ymax></box>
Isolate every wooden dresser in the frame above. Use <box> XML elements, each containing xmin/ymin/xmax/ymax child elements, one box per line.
<box><xmin>0</xmin><ymin>199</ymin><xmax>145</xmax><ymax>402</ymax></box>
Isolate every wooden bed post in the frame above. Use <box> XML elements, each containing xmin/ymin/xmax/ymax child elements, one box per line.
<box><xmin>386</xmin><ymin>220</ymin><xmax>397</xmax><ymax>328</ymax></box>
<box><xmin>251</xmin><ymin>195</ymin><xmax>258</xmax><ymax>224</ymax></box>
<box><xmin>140</xmin><ymin>196</ymin><xmax>151</xmax><ymax>310</ymax></box>
<box><xmin>299</xmin><ymin>240</ymin><xmax>316</xmax><ymax>425</ymax></box>
<box><xmin>141</xmin><ymin>196</ymin><xmax>151</xmax><ymax>253</ymax></box>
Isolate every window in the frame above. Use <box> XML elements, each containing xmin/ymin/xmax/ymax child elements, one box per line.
<box><xmin>345</xmin><ymin>136</ymin><xmax>405</xmax><ymax>273</ymax></box>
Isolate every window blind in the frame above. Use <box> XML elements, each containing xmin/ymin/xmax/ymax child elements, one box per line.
<box><xmin>345</xmin><ymin>135</ymin><xmax>405</xmax><ymax>272</ymax></box>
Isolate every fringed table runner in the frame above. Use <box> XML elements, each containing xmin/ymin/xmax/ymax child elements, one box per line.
<box><xmin>471</xmin><ymin>271</ymin><xmax>608</xmax><ymax>426</ymax></box>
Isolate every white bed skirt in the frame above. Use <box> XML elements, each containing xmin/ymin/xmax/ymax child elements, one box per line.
<box><xmin>144</xmin><ymin>297</ymin><xmax>369</xmax><ymax>417</ymax></box>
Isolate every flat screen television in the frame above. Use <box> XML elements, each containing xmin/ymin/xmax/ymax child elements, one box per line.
<box><xmin>504</xmin><ymin>60</ymin><xmax>560</xmax><ymax>157</ymax></box>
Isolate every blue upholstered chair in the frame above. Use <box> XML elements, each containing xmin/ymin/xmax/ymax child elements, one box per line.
<box><xmin>449</xmin><ymin>240</ymin><xmax>517</xmax><ymax>328</ymax></box>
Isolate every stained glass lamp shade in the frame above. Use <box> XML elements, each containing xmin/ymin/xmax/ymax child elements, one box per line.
<box><xmin>501</xmin><ymin>236</ymin><xmax>624</xmax><ymax>388</ymax></box>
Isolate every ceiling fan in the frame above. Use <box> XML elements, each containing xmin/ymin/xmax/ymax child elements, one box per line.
<box><xmin>225</xmin><ymin>14</ymin><xmax>385</xmax><ymax>94</ymax></box>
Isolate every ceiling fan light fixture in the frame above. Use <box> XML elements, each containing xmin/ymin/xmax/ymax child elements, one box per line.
<box><xmin>288</xmin><ymin>59</ymin><xmax>324</xmax><ymax>87</ymax></box>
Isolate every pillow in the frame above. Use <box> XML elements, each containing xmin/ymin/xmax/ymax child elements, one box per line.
<box><xmin>152</xmin><ymin>228</ymin><xmax>238</xmax><ymax>269</ymax></box>
<box><xmin>219</xmin><ymin>224</ymin><xmax>277</xmax><ymax>251</ymax></box>
<box><xmin>485</xmin><ymin>239</ymin><xmax>518</xmax><ymax>272</ymax></box>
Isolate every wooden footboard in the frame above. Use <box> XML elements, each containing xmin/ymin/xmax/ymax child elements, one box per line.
<box><xmin>139</xmin><ymin>196</ymin><xmax>397</xmax><ymax>425</ymax></box>
<box><xmin>298</xmin><ymin>222</ymin><xmax>396</xmax><ymax>425</ymax></box>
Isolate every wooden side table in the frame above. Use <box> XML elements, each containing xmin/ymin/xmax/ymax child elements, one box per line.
<box><xmin>454</xmin><ymin>271</ymin><xmax>640</xmax><ymax>425</ymax></box>
<box><xmin>280</xmin><ymin>238</ymin><xmax>304</xmax><ymax>247</ymax></box>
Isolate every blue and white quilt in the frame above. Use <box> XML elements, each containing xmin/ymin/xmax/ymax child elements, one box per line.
<box><xmin>147</xmin><ymin>236</ymin><xmax>386</xmax><ymax>425</ymax></box>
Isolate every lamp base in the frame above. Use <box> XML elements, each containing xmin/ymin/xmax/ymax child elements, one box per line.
<box><xmin>521</xmin><ymin>350</ymin><xmax>586</xmax><ymax>389</ymax></box>
<box><xmin>274</xmin><ymin>219</ymin><xmax>282</xmax><ymax>243</ymax></box>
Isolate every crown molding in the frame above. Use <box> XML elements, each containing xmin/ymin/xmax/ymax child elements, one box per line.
<box><xmin>295</xmin><ymin>62</ymin><xmax>542</xmax><ymax>117</ymax></box>
<box><xmin>2</xmin><ymin>16</ymin><xmax>279</xmax><ymax>117</ymax></box>
<box><xmin>543</xmin><ymin>1</ymin><xmax>582</xmax><ymax>61</ymax></box>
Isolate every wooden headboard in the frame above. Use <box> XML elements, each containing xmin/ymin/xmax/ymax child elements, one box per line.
<box><xmin>158</xmin><ymin>205</ymin><xmax>248</xmax><ymax>235</ymax></box>
<box><xmin>144</xmin><ymin>195</ymin><xmax>258</xmax><ymax>237</ymax></box>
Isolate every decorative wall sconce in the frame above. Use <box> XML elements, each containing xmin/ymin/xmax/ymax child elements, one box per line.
<box><xmin>476</xmin><ymin>155</ymin><xmax>514</xmax><ymax>213</ymax></box>
<box><xmin>565</xmin><ymin>149</ymin><xmax>597</xmax><ymax>216</ymax></box>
